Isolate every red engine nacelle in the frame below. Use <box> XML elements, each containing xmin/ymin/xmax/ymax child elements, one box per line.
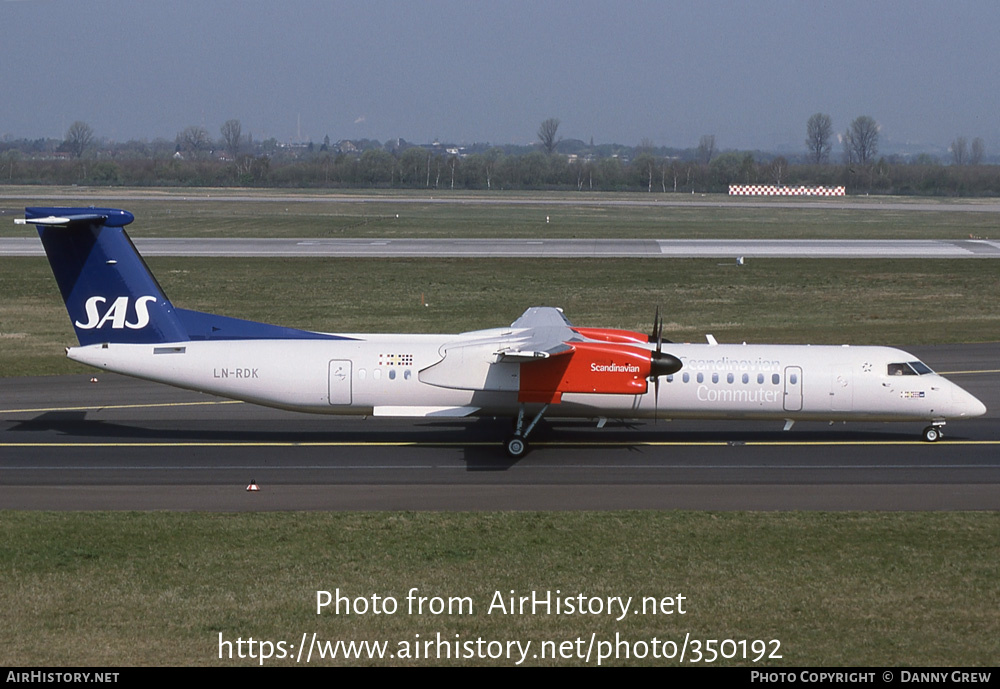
<box><xmin>572</xmin><ymin>327</ymin><xmax>651</xmax><ymax>345</ymax></box>
<box><xmin>519</xmin><ymin>341</ymin><xmax>655</xmax><ymax>403</ymax></box>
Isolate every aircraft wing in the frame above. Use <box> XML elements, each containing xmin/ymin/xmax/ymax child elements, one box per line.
<box><xmin>497</xmin><ymin>307</ymin><xmax>580</xmax><ymax>360</ymax></box>
<box><xmin>419</xmin><ymin>307</ymin><xmax>578</xmax><ymax>391</ymax></box>
<box><xmin>420</xmin><ymin>306</ymin><xmax>677</xmax><ymax>403</ymax></box>
<box><xmin>509</xmin><ymin>306</ymin><xmax>574</xmax><ymax>330</ymax></box>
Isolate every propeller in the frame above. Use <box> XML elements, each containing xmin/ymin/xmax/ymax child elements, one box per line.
<box><xmin>647</xmin><ymin>306</ymin><xmax>673</xmax><ymax>345</ymax></box>
<box><xmin>648</xmin><ymin>307</ymin><xmax>681</xmax><ymax>377</ymax></box>
<box><xmin>646</xmin><ymin>307</ymin><xmax>682</xmax><ymax>421</ymax></box>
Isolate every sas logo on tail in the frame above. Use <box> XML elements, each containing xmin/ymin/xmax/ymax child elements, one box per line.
<box><xmin>75</xmin><ymin>296</ymin><xmax>157</xmax><ymax>330</ymax></box>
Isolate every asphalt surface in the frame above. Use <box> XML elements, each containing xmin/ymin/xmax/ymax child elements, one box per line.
<box><xmin>1</xmin><ymin>343</ymin><xmax>997</xmax><ymax>511</ymax></box>
<box><xmin>4</xmin><ymin>192</ymin><xmax>1000</xmax><ymax>212</ymax></box>
<box><xmin>4</xmin><ymin>236</ymin><xmax>1000</xmax><ymax>258</ymax></box>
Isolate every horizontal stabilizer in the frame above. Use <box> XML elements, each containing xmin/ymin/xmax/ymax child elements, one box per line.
<box><xmin>16</xmin><ymin>214</ymin><xmax>106</xmax><ymax>226</ymax></box>
<box><xmin>21</xmin><ymin>207</ymin><xmax>135</xmax><ymax>227</ymax></box>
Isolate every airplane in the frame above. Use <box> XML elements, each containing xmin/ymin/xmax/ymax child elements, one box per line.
<box><xmin>18</xmin><ymin>206</ymin><xmax>987</xmax><ymax>457</ymax></box>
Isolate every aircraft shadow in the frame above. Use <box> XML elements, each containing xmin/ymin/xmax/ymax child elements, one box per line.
<box><xmin>6</xmin><ymin>412</ymin><xmax>931</xmax><ymax>442</ymax></box>
<box><xmin>5</xmin><ymin>413</ymin><xmax>949</xmax><ymax>474</ymax></box>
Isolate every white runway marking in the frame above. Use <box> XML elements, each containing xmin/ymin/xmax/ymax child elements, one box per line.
<box><xmin>5</xmin><ymin>237</ymin><xmax>1000</xmax><ymax>258</ymax></box>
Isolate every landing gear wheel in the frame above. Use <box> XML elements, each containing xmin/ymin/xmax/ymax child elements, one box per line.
<box><xmin>922</xmin><ymin>425</ymin><xmax>942</xmax><ymax>442</ymax></box>
<box><xmin>505</xmin><ymin>436</ymin><xmax>529</xmax><ymax>458</ymax></box>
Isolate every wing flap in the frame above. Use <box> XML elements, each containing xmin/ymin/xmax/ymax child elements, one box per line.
<box><xmin>372</xmin><ymin>405</ymin><xmax>481</xmax><ymax>418</ymax></box>
<box><xmin>497</xmin><ymin>342</ymin><xmax>573</xmax><ymax>361</ymax></box>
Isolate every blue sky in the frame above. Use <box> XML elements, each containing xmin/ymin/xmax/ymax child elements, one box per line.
<box><xmin>3</xmin><ymin>0</ymin><xmax>998</xmax><ymax>154</ymax></box>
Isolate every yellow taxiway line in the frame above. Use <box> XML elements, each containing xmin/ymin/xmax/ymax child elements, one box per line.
<box><xmin>939</xmin><ymin>368</ymin><xmax>1000</xmax><ymax>375</ymax></box>
<box><xmin>2</xmin><ymin>439</ymin><xmax>999</xmax><ymax>449</ymax></box>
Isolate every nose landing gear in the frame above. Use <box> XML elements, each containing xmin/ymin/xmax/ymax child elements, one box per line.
<box><xmin>922</xmin><ymin>423</ymin><xmax>945</xmax><ymax>442</ymax></box>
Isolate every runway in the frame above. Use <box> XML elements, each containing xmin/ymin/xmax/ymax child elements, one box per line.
<box><xmin>2</xmin><ymin>344</ymin><xmax>997</xmax><ymax>511</ymax></box>
<box><xmin>4</xmin><ymin>191</ymin><xmax>1000</xmax><ymax>213</ymax></box>
<box><xmin>3</xmin><ymin>236</ymin><xmax>1000</xmax><ymax>258</ymax></box>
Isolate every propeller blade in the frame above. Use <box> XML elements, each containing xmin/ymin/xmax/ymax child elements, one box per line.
<box><xmin>649</xmin><ymin>306</ymin><xmax>672</xmax><ymax>346</ymax></box>
<box><xmin>654</xmin><ymin>374</ymin><xmax>660</xmax><ymax>423</ymax></box>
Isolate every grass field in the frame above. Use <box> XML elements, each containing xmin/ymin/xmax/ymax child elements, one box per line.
<box><xmin>0</xmin><ymin>511</ymin><xmax>996</xmax><ymax>666</ymax></box>
<box><xmin>3</xmin><ymin>186</ymin><xmax>999</xmax><ymax>239</ymax></box>
<box><xmin>1</xmin><ymin>189</ymin><xmax>998</xmax><ymax>667</ymax></box>
<box><xmin>2</xmin><ymin>256</ymin><xmax>998</xmax><ymax>377</ymax></box>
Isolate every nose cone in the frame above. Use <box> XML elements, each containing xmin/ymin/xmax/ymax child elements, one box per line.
<box><xmin>951</xmin><ymin>385</ymin><xmax>987</xmax><ymax>418</ymax></box>
<box><xmin>650</xmin><ymin>351</ymin><xmax>683</xmax><ymax>377</ymax></box>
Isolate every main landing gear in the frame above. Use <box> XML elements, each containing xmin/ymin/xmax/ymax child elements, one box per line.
<box><xmin>922</xmin><ymin>423</ymin><xmax>945</xmax><ymax>443</ymax></box>
<box><xmin>505</xmin><ymin>403</ymin><xmax>550</xmax><ymax>458</ymax></box>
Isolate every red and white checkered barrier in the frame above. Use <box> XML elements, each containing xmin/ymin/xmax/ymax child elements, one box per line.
<box><xmin>729</xmin><ymin>185</ymin><xmax>845</xmax><ymax>196</ymax></box>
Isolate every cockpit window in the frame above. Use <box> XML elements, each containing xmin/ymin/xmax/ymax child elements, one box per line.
<box><xmin>887</xmin><ymin>362</ymin><xmax>917</xmax><ymax>376</ymax></box>
<box><xmin>887</xmin><ymin>361</ymin><xmax>933</xmax><ymax>376</ymax></box>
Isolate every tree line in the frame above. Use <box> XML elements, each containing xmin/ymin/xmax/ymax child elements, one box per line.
<box><xmin>1</xmin><ymin>117</ymin><xmax>997</xmax><ymax>196</ymax></box>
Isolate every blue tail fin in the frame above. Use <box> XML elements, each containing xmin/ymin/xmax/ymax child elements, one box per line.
<box><xmin>25</xmin><ymin>207</ymin><xmax>189</xmax><ymax>345</ymax></box>
<box><xmin>24</xmin><ymin>207</ymin><xmax>348</xmax><ymax>346</ymax></box>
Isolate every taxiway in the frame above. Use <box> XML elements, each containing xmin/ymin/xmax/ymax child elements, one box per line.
<box><xmin>2</xmin><ymin>344</ymin><xmax>997</xmax><ymax>511</ymax></box>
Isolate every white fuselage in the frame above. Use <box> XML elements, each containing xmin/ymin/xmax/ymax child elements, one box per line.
<box><xmin>67</xmin><ymin>330</ymin><xmax>986</xmax><ymax>424</ymax></box>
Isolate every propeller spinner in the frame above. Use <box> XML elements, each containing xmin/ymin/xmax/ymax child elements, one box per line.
<box><xmin>648</xmin><ymin>307</ymin><xmax>682</xmax><ymax>377</ymax></box>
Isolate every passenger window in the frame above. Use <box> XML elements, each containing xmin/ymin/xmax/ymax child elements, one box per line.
<box><xmin>712</xmin><ymin>373</ymin><xmax>719</xmax><ymax>384</ymax></box>
<box><xmin>358</xmin><ymin>369</ymin><xmax>367</xmax><ymax>380</ymax></box>
<box><xmin>682</xmin><ymin>372</ymin><xmax>690</xmax><ymax>383</ymax></box>
<box><xmin>790</xmin><ymin>373</ymin><xmax>798</xmax><ymax>385</ymax></box>
<box><xmin>772</xmin><ymin>374</ymin><xmax>780</xmax><ymax>385</ymax></box>
<box><xmin>389</xmin><ymin>369</ymin><xmax>396</xmax><ymax>380</ymax></box>
<box><xmin>697</xmin><ymin>373</ymin><xmax>704</xmax><ymax>383</ymax></box>
<box><xmin>743</xmin><ymin>373</ymin><xmax>750</xmax><ymax>384</ymax></box>
<box><xmin>727</xmin><ymin>373</ymin><xmax>734</xmax><ymax>384</ymax></box>
<box><xmin>757</xmin><ymin>373</ymin><xmax>764</xmax><ymax>384</ymax></box>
